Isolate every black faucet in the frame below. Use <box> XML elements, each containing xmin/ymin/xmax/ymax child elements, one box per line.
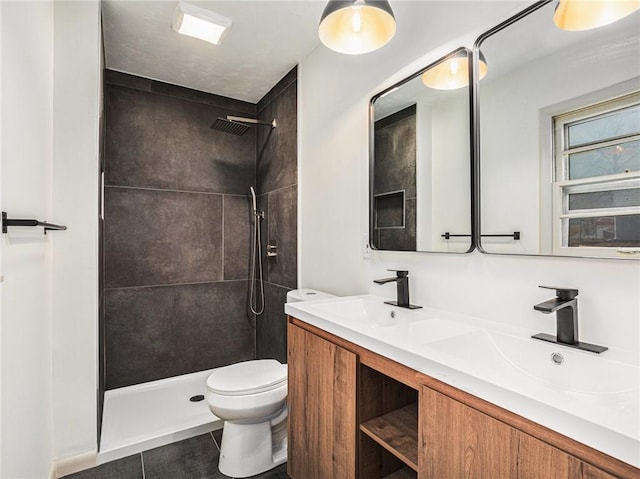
<box><xmin>374</xmin><ymin>270</ymin><xmax>422</xmax><ymax>309</ymax></box>
<box><xmin>532</xmin><ymin>286</ymin><xmax>607</xmax><ymax>354</ymax></box>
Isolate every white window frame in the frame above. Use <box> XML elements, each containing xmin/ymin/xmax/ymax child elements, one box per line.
<box><xmin>551</xmin><ymin>91</ymin><xmax>640</xmax><ymax>258</ymax></box>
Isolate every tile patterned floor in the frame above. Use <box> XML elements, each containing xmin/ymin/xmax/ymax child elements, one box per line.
<box><xmin>62</xmin><ymin>431</ymin><xmax>288</xmax><ymax>479</ymax></box>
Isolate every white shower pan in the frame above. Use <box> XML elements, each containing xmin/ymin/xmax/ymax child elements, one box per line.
<box><xmin>98</xmin><ymin>369</ymin><xmax>223</xmax><ymax>464</ymax></box>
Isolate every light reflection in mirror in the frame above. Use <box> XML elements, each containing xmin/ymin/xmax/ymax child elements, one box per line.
<box><xmin>370</xmin><ymin>48</ymin><xmax>473</xmax><ymax>253</ymax></box>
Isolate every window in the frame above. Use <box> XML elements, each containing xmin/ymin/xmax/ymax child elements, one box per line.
<box><xmin>553</xmin><ymin>92</ymin><xmax>640</xmax><ymax>256</ymax></box>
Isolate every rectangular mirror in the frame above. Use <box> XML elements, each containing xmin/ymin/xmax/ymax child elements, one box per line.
<box><xmin>475</xmin><ymin>0</ymin><xmax>640</xmax><ymax>259</ymax></box>
<box><xmin>370</xmin><ymin>48</ymin><xmax>473</xmax><ymax>253</ymax></box>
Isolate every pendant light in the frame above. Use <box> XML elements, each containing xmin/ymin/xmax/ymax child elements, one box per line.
<box><xmin>318</xmin><ymin>0</ymin><xmax>396</xmax><ymax>55</ymax></box>
<box><xmin>421</xmin><ymin>51</ymin><xmax>488</xmax><ymax>90</ymax></box>
<box><xmin>553</xmin><ymin>0</ymin><xmax>640</xmax><ymax>31</ymax></box>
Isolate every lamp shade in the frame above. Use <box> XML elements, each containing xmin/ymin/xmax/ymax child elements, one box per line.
<box><xmin>554</xmin><ymin>0</ymin><xmax>640</xmax><ymax>31</ymax></box>
<box><xmin>318</xmin><ymin>0</ymin><xmax>396</xmax><ymax>55</ymax></box>
<box><xmin>421</xmin><ymin>51</ymin><xmax>488</xmax><ymax>90</ymax></box>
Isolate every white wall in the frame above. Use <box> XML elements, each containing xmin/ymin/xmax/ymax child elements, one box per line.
<box><xmin>416</xmin><ymin>90</ymin><xmax>470</xmax><ymax>253</ymax></box>
<box><xmin>0</xmin><ymin>2</ymin><xmax>3</xmax><ymax>472</ymax></box>
<box><xmin>1</xmin><ymin>2</ymin><xmax>55</xmax><ymax>477</ymax></box>
<box><xmin>429</xmin><ymin>89</ymin><xmax>470</xmax><ymax>251</ymax></box>
<box><xmin>415</xmin><ymin>101</ymin><xmax>433</xmax><ymax>251</ymax></box>
<box><xmin>0</xmin><ymin>1</ymin><xmax>100</xmax><ymax>476</ymax></box>
<box><xmin>51</xmin><ymin>1</ymin><xmax>101</xmax><ymax>463</ymax></box>
<box><xmin>300</xmin><ymin>1</ymin><xmax>527</xmax><ymax>294</ymax></box>
<box><xmin>299</xmin><ymin>1</ymin><xmax>640</xmax><ymax>357</ymax></box>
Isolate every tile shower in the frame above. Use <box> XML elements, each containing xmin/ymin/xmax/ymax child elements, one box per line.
<box><xmin>256</xmin><ymin>67</ymin><xmax>298</xmax><ymax>363</ymax></box>
<box><xmin>373</xmin><ymin>104</ymin><xmax>417</xmax><ymax>251</ymax></box>
<box><xmin>99</xmin><ymin>67</ymin><xmax>298</xmax><ymax>458</ymax></box>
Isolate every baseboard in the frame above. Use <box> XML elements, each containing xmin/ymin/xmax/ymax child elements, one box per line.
<box><xmin>51</xmin><ymin>450</ymin><xmax>97</xmax><ymax>479</ymax></box>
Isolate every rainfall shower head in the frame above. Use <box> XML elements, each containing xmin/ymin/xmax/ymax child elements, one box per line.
<box><xmin>210</xmin><ymin>116</ymin><xmax>277</xmax><ymax>136</ymax></box>
<box><xmin>211</xmin><ymin>118</ymin><xmax>251</xmax><ymax>136</ymax></box>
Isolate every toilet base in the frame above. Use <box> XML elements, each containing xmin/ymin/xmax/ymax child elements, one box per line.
<box><xmin>218</xmin><ymin>413</ymin><xmax>287</xmax><ymax>478</ymax></box>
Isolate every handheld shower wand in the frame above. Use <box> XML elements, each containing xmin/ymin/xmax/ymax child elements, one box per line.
<box><xmin>250</xmin><ymin>186</ymin><xmax>258</xmax><ymax>212</ymax></box>
<box><xmin>249</xmin><ymin>187</ymin><xmax>265</xmax><ymax>316</ymax></box>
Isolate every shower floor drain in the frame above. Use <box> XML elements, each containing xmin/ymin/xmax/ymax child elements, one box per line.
<box><xmin>189</xmin><ymin>394</ymin><xmax>205</xmax><ymax>402</ymax></box>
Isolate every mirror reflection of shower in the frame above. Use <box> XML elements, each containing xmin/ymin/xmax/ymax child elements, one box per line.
<box><xmin>249</xmin><ymin>187</ymin><xmax>265</xmax><ymax>315</ymax></box>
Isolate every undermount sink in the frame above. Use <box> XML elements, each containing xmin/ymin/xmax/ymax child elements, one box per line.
<box><xmin>426</xmin><ymin>329</ymin><xmax>640</xmax><ymax>397</ymax></box>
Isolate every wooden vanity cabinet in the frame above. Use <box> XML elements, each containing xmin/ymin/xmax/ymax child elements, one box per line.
<box><xmin>288</xmin><ymin>318</ymin><xmax>419</xmax><ymax>479</ymax></box>
<box><xmin>287</xmin><ymin>321</ymin><xmax>357</xmax><ymax>479</ymax></box>
<box><xmin>287</xmin><ymin>317</ymin><xmax>638</xmax><ymax>479</ymax></box>
<box><xmin>420</xmin><ymin>386</ymin><xmax>619</xmax><ymax>479</ymax></box>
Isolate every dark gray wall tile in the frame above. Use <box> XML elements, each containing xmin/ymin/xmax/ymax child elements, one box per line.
<box><xmin>256</xmin><ymin>283</ymin><xmax>290</xmax><ymax>364</ymax></box>
<box><xmin>373</xmin><ymin>107</ymin><xmax>417</xmax><ymax>251</ymax></box>
<box><xmin>105</xmin><ymin>282</ymin><xmax>255</xmax><ymax>389</ymax></box>
<box><xmin>103</xmin><ymin>75</ymin><xmax>265</xmax><ymax>390</ymax></box>
<box><xmin>266</xmin><ymin>186</ymin><xmax>297</xmax><ymax>289</ymax></box>
<box><xmin>374</xmin><ymin>110</ymin><xmax>417</xmax><ymax>198</ymax></box>
<box><xmin>61</xmin><ymin>454</ymin><xmax>142</xmax><ymax>479</ymax></box>
<box><xmin>143</xmin><ymin>434</ymin><xmax>222</xmax><ymax>479</ymax></box>
<box><xmin>257</xmin><ymin>193</ymin><xmax>269</xmax><ymax>285</ymax></box>
<box><xmin>104</xmin><ymin>70</ymin><xmax>151</xmax><ymax>91</ymax></box>
<box><xmin>257</xmin><ymin>66</ymin><xmax>297</xmax><ymax>113</ymax></box>
<box><xmin>375</xmin><ymin>191</ymin><xmax>405</xmax><ymax>228</ymax></box>
<box><xmin>104</xmin><ymin>188</ymin><xmax>223</xmax><ymax>288</ymax></box>
<box><xmin>254</xmin><ymin>73</ymin><xmax>297</xmax><ymax>366</ymax></box>
<box><xmin>223</xmin><ymin>195</ymin><xmax>251</xmax><ymax>281</ymax></box>
<box><xmin>150</xmin><ymin>80</ymin><xmax>256</xmax><ymax>115</ymax></box>
<box><xmin>102</xmin><ymin>70</ymin><xmax>299</xmax><ymax>391</ymax></box>
<box><xmin>257</xmin><ymin>79</ymin><xmax>297</xmax><ymax>194</ymax></box>
<box><xmin>105</xmin><ymin>70</ymin><xmax>255</xmax><ymax>115</ymax></box>
<box><xmin>105</xmin><ymin>85</ymin><xmax>256</xmax><ymax>195</ymax></box>
<box><xmin>377</xmin><ymin>198</ymin><xmax>416</xmax><ymax>251</ymax></box>
<box><xmin>174</xmin><ymin>282</ymin><xmax>255</xmax><ymax>376</ymax></box>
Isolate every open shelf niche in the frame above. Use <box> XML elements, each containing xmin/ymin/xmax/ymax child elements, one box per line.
<box><xmin>358</xmin><ymin>364</ymin><xmax>418</xmax><ymax>479</ymax></box>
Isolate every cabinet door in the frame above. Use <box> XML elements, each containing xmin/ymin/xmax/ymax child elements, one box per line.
<box><xmin>420</xmin><ymin>386</ymin><xmax>617</xmax><ymax>479</ymax></box>
<box><xmin>288</xmin><ymin>321</ymin><xmax>357</xmax><ymax>479</ymax></box>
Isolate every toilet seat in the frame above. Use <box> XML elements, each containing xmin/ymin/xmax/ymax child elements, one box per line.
<box><xmin>206</xmin><ymin>359</ymin><xmax>287</xmax><ymax>396</ymax></box>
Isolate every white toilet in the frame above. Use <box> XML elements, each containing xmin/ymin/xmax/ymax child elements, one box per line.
<box><xmin>206</xmin><ymin>288</ymin><xmax>335</xmax><ymax>478</ymax></box>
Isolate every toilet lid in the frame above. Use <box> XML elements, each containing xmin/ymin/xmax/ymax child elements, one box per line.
<box><xmin>206</xmin><ymin>359</ymin><xmax>287</xmax><ymax>396</ymax></box>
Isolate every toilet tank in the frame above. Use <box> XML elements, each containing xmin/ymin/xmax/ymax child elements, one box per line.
<box><xmin>286</xmin><ymin>289</ymin><xmax>336</xmax><ymax>303</ymax></box>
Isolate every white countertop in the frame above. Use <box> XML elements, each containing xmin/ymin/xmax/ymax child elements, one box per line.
<box><xmin>285</xmin><ymin>294</ymin><xmax>639</xmax><ymax>468</ymax></box>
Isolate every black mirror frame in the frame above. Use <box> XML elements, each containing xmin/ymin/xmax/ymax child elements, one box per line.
<box><xmin>369</xmin><ymin>47</ymin><xmax>476</xmax><ymax>254</ymax></box>
<box><xmin>470</xmin><ymin>0</ymin><xmax>602</xmax><ymax>257</ymax></box>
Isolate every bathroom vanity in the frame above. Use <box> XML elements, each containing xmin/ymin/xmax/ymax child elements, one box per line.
<box><xmin>285</xmin><ymin>297</ymin><xmax>639</xmax><ymax>479</ymax></box>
